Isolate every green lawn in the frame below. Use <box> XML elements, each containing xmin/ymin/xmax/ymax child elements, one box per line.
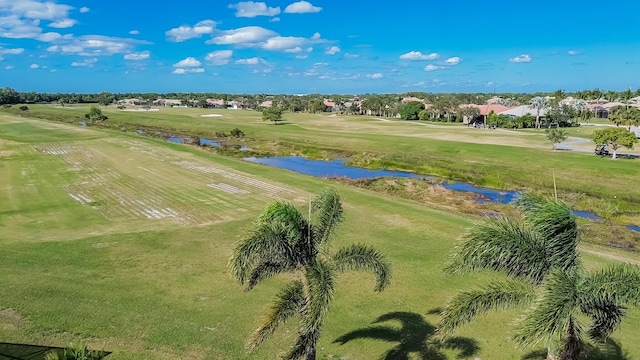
<box><xmin>1</xmin><ymin>109</ymin><xmax>640</xmax><ymax>359</ymax></box>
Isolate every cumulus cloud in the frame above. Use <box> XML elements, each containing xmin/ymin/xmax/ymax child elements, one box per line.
<box><xmin>235</xmin><ymin>57</ymin><xmax>266</xmax><ymax>65</ymax></box>
<box><xmin>366</xmin><ymin>73</ymin><xmax>383</xmax><ymax>79</ymax></box>
<box><xmin>208</xmin><ymin>26</ymin><xmax>276</xmax><ymax>45</ymax></box>
<box><xmin>261</xmin><ymin>36</ymin><xmax>307</xmax><ymax>51</ymax></box>
<box><xmin>344</xmin><ymin>53</ymin><xmax>359</xmax><ymax>59</ymax></box>
<box><xmin>71</xmin><ymin>57</ymin><xmax>97</xmax><ymax>67</ymax></box>
<box><xmin>5</xmin><ymin>65</ymin><xmax>14</xmax><ymax>70</ymax></box>
<box><xmin>124</xmin><ymin>51</ymin><xmax>150</xmax><ymax>60</ymax></box>
<box><xmin>172</xmin><ymin>67</ymin><xmax>205</xmax><ymax>74</ymax></box>
<box><xmin>173</xmin><ymin>57</ymin><xmax>201</xmax><ymax>67</ymax></box>
<box><xmin>284</xmin><ymin>1</ymin><xmax>322</xmax><ymax>13</ymax></box>
<box><xmin>48</xmin><ymin>18</ymin><xmax>76</xmax><ymax>28</ymax></box>
<box><xmin>129</xmin><ymin>29</ymin><xmax>140</xmax><ymax>35</ymax></box>
<box><xmin>269</xmin><ymin>17</ymin><xmax>280</xmax><ymax>22</ymax></box>
<box><xmin>424</xmin><ymin>64</ymin><xmax>444</xmax><ymax>71</ymax></box>
<box><xmin>228</xmin><ymin>1</ymin><xmax>280</xmax><ymax>17</ymax></box>
<box><xmin>568</xmin><ymin>50</ymin><xmax>580</xmax><ymax>56</ymax></box>
<box><xmin>0</xmin><ymin>47</ymin><xmax>25</xmax><ymax>55</ymax></box>
<box><xmin>295</xmin><ymin>54</ymin><xmax>308</xmax><ymax>59</ymax></box>
<box><xmin>3</xmin><ymin>1</ymin><xmax>73</xmax><ymax>20</ymax></box>
<box><xmin>46</xmin><ymin>35</ymin><xmax>146</xmax><ymax>56</ymax></box>
<box><xmin>325</xmin><ymin>46</ymin><xmax>340</xmax><ymax>55</ymax></box>
<box><xmin>79</xmin><ymin>7</ymin><xmax>90</xmax><ymax>13</ymax></box>
<box><xmin>166</xmin><ymin>20</ymin><xmax>216</xmax><ymax>42</ymax></box>
<box><xmin>205</xmin><ymin>50</ymin><xmax>233</xmax><ymax>65</ymax></box>
<box><xmin>399</xmin><ymin>51</ymin><xmax>439</xmax><ymax>60</ymax></box>
<box><xmin>30</xmin><ymin>63</ymin><xmax>40</xmax><ymax>69</ymax></box>
<box><xmin>510</xmin><ymin>54</ymin><xmax>532</xmax><ymax>63</ymax></box>
<box><xmin>444</xmin><ymin>56</ymin><xmax>461</xmax><ymax>65</ymax></box>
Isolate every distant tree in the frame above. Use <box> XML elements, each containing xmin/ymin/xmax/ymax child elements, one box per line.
<box><xmin>545</xmin><ymin>128</ymin><xmax>568</xmax><ymax>150</ymax></box>
<box><xmin>230</xmin><ymin>188</ymin><xmax>390</xmax><ymax>360</ymax></box>
<box><xmin>262</xmin><ymin>106</ymin><xmax>283</xmax><ymax>124</ymax></box>
<box><xmin>0</xmin><ymin>87</ymin><xmax>20</xmax><ymax>105</ymax></box>
<box><xmin>230</xmin><ymin>128</ymin><xmax>245</xmax><ymax>138</ymax></box>
<box><xmin>96</xmin><ymin>92</ymin><xmax>115</xmax><ymax>106</ymax></box>
<box><xmin>530</xmin><ymin>97</ymin><xmax>549</xmax><ymax>129</ymax></box>
<box><xmin>84</xmin><ymin>105</ymin><xmax>108</xmax><ymax>121</ymax></box>
<box><xmin>19</xmin><ymin>105</ymin><xmax>29</xmax><ymax>111</ymax></box>
<box><xmin>593</xmin><ymin>127</ymin><xmax>638</xmax><ymax>159</ymax></box>
<box><xmin>400</xmin><ymin>101</ymin><xmax>425</xmax><ymax>120</ymax></box>
<box><xmin>457</xmin><ymin>106</ymin><xmax>480</xmax><ymax>125</ymax></box>
<box><xmin>608</xmin><ymin>106</ymin><xmax>640</xmax><ymax>129</ymax></box>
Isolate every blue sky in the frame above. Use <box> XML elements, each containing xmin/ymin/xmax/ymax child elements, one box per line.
<box><xmin>2</xmin><ymin>0</ymin><xmax>640</xmax><ymax>94</ymax></box>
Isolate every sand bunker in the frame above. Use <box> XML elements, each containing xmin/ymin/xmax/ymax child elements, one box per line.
<box><xmin>200</xmin><ymin>114</ymin><xmax>223</xmax><ymax>117</ymax></box>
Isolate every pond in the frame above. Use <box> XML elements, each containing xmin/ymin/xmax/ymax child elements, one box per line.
<box><xmin>199</xmin><ymin>138</ymin><xmax>221</xmax><ymax>147</ymax></box>
<box><xmin>244</xmin><ymin>156</ymin><xmax>518</xmax><ymax>204</ymax></box>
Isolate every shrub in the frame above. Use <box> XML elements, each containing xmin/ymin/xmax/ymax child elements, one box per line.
<box><xmin>19</xmin><ymin>105</ymin><xmax>29</xmax><ymax>111</ymax></box>
<box><xmin>230</xmin><ymin>128</ymin><xmax>245</xmax><ymax>138</ymax></box>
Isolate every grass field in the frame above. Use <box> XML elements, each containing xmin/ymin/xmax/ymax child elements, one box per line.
<box><xmin>1</xmin><ymin>107</ymin><xmax>640</xmax><ymax>359</ymax></box>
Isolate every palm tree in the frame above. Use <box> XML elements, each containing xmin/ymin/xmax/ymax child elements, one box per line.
<box><xmin>530</xmin><ymin>97</ymin><xmax>549</xmax><ymax>129</ymax></box>
<box><xmin>230</xmin><ymin>188</ymin><xmax>391</xmax><ymax>360</ymax></box>
<box><xmin>440</xmin><ymin>194</ymin><xmax>640</xmax><ymax>360</ymax></box>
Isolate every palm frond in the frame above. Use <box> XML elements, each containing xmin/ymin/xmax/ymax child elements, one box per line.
<box><xmin>516</xmin><ymin>194</ymin><xmax>580</xmax><ymax>271</ymax></box>
<box><xmin>514</xmin><ymin>269</ymin><xmax>583</xmax><ymax>348</ymax></box>
<box><xmin>301</xmin><ymin>259</ymin><xmax>335</xmax><ymax>335</ymax></box>
<box><xmin>581</xmin><ymin>294</ymin><xmax>626</xmax><ymax>343</ymax></box>
<box><xmin>246</xmin><ymin>259</ymin><xmax>297</xmax><ymax>290</ymax></box>
<box><xmin>439</xmin><ymin>279</ymin><xmax>535</xmax><ymax>335</ymax></box>
<box><xmin>445</xmin><ymin>217</ymin><xmax>551</xmax><ymax>284</ymax></box>
<box><xmin>332</xmin><ymin>243</ymin><xmax>391</xmax><ymax>292</ymax></box>
<box><xmin>311</xmin><ymin>188</ymin><xmax>344</xmax><ymax>246</ymax></box>
<box><xmin>229</xmin><ymin>222</ymin><xmax>297</xmax><ymax>284</ymax></box>
<box><xmin>585</xmin><ymin>264</ymin><xmax>640</xmax><ymax>306</ymax></box>
<box><xmin>247</xmin><ymin>280</ymin><xmax>305</xmax><ymax>352</ymax></box>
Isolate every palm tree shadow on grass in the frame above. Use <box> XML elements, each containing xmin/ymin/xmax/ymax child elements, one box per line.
<box><xmin>522</xmin><ymin>338</ymin><xmax>631</xmax><ymax>360</ymax></box>
<box><xmin>333</xmin><ymin>311</ymin><xmax>479</xmax><ymax>360</ymax></box>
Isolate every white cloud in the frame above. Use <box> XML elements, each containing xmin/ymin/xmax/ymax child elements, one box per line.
<box><xmin>36</xmin><ymin>31</ymin><xmax>63</xmax><ymax>41</ymax></box>
<box><xmin>424</xmin><ymin>64</ymin><xmax>444</xmax><ymax>71</ymax></box>
<box><xmin>269</xmin><ymin>17</ymin><xmax>280</xmax><ymax>22</ymax></box>
<box><xmin>284</xmin><ymin>1</ymin><xmax>322</xmax><ymax>13</ymax></box>
<box><xmin>3</xmin><ymin>1</ymin><xmax>73</xmax><ymax>20</ymax></box>
<box><xmin>313</xmin><ymin>62</ymin><xmax>328</xmax><ymax>67</ymax></box>
<box><xmin>208</xmin><ymin>26</ymin><xmax>276</xmax><ymax>45</ymax></box>
<box><xmin>129</xmin><ymin>29</ymin><xmax>140</xmax><ymax>35</ymax></box>
<box><xmin>228</xmin><ymin>1</ymin><xmax>280</xmax><ymax>17</ymax></box>
<box><xmin>261</xmin><ymin>36</ymin><xmax>306</xmax><ymax>51</ymax></box>
<box><xmin>30</xmin><ymin>63</ymin><xmax>39</xmax><ymax>69</ymax></box>
<box><xmin>46</xmin><ymin>35</ymin><xmax>147</xmax><ymax>56</ymax></box>
<box><xmin>205</xmin><ymin>50</ymin><xmax>233</xmax><ymax>65</ymax></box>
<box><xmin>568</xmin><ymin>50</ymin><xmax>580</xmax><ymax>56</ymax></box>
<box><xmin>172</xmin><ymin>67</ymin><xmax>205</xmax><ymax>75</ymax></box>
<box><xmin>5</xmin><ymin>65</ymin><xmax>14</xmax><ymax>70</ymax></box>
<box><xmin>295</xmin><ymin>54</ymin><xmax>308</xmax><ymax>59</ymax></box>
<box><xmin>79</xmin><ymin>7</ymin><xmax>90</xmax><ymax>13</ymax></box>
<box><xmin>366</xmin><ymin>73</ymin><xmax>384</xmax><ymax>79</ymax></box>
<box><xmin>165</xmin><ymin>20</ymin><xmax>216</xmax><ymax>42</ymax></box>
<box><xmin>509</xmin><ymin>54</ymin><xmax>532</xmax><ymax>63</ymax></box>
<box><xmin>0</xmin><ymin>15</ymin><xmax>44</xmax><ymax>39</ymax></box>
<box><xmin>124</xmin><ymin>51</ymin><xmax>150</xmax><ymax>60</ymax></box>
<box><xmin>444</xmin><ymin>56</ymin><xmax>461</xmax><ymax>65</ymax></box>
<box><xmin>49</xmin><ymin>18</ymin><xmax>75</xmax><ymax>28</ymax></box>
<box><xmin>399</xmin><ymin>51</ymin><xmax>439</xmax><ymax>60</ymax></box>
<box><xmin>325</xmin><ymin>46</ymin><xmax>340</xmax><ymax>55</ymax></box>
<box><xmin>344</xmin><ymin>53</ymin><xmax>359</xmax><ymax>59</ymax></box>
<box><xmin>173</xmin><ymin>57</ymin><xmax>201</xmax><ymax>67</ymax></box>
<box><xmin>0</xmin><ymin>47</ymin><xmax>25</xmax><ymax>55</ymax></box>
<box><xmin>235</xmin><ymin>57</ymin><xmax>266</xmax><ymax>65</ymax></box>
<box><xmin>71</xmin><ymin>57</ymin><xmax>97</xmax><ymax>67</ymax></box>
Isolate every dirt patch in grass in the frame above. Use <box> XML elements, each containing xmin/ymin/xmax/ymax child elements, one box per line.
<box><xmin>0</xmin><ymin>308</ymin><xmax>26</xmax><ymax>330</ymax></box>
